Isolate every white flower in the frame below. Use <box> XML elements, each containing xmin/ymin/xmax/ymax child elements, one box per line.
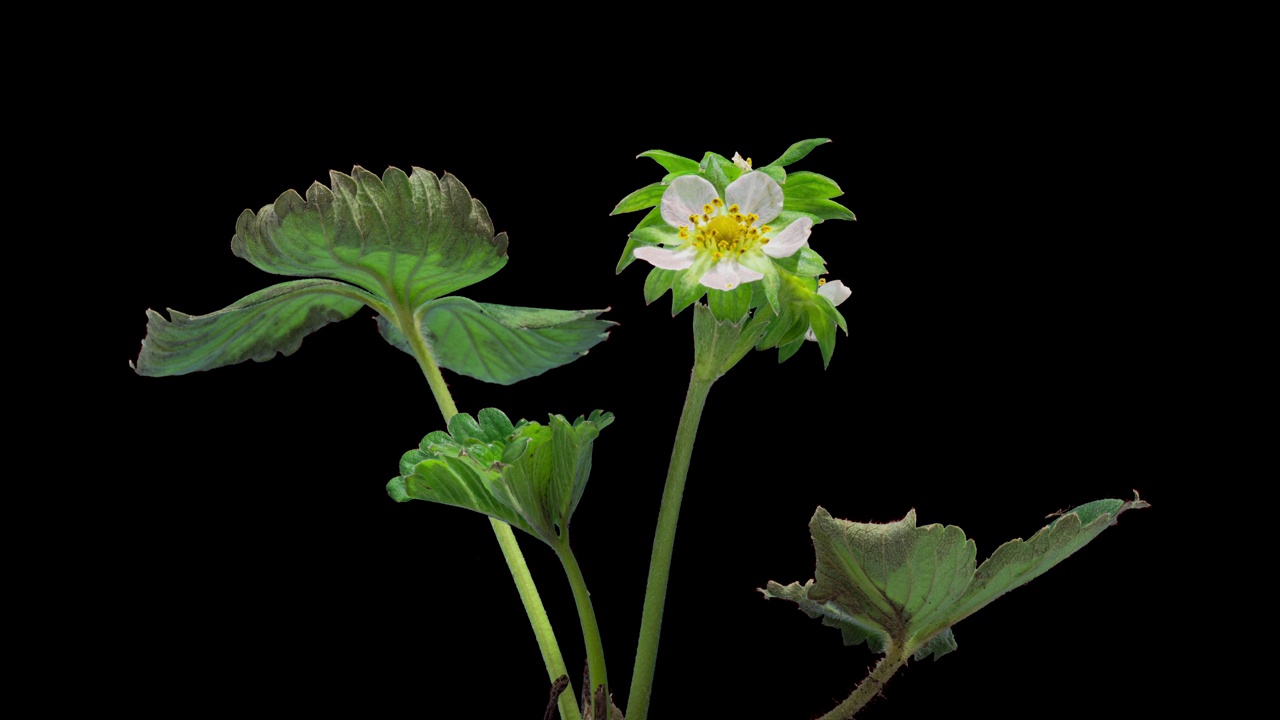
<box><xmin>633</xmin><ymin>172</ymin><xmax>813</xmax><ymax>291</ymax></box>
<box><xmin>805</xmin><ymin>280</ymin><xmax>851</xmax><ymax>341</ymax></box>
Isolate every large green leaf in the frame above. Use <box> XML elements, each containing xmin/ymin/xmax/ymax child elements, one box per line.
<box><xmin>377</xmin><ymin>298</ymin><xmax>613</xmax><ymax>385</ymax></box>
<box><xmin>763</xmin><ymin>494</ymin><xmax>1148</xmax><ymax>661</ymax></box>
<box><xmin>133</xmin><ymin>279</ymin><xmax>373</xmax><ymax>376</ymax></box>
<box><xmin>391</xmin><ymin>409</ymin><xmax>614</xmax><ymax>548</ymax></box>
<box><xmin>231</xmin><ymin>166</ymin><xmax>508</xmax><ymax>311</ymax></box>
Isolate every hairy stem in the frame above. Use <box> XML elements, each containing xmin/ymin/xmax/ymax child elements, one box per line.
<box><xmin>626</xmin><ymin>372</ymin><xmax>715</xmax><ymax>720</ymax></box>
<box><xmin>399</xmin><ymin>307</ymin><xmax>581</xmax><ymax>720</ymax></box>
<box><xmin>816</xmin><ymin>641</ymin><xmax>909</xmax><ymax>720</ymax></box>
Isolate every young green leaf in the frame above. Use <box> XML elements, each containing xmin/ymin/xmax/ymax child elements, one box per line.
<box><xmin>760</xmin><ymin>138</ymin><xmax>832</xmax><ymax>169</ymax></box>
<box><xmin>133</xmin><ymin>279</ymin><xmax>373</xmax><ymax>376</ymax></box>
<box><xmin>763</xmin><ymin>494</ymin><xmax>1149</xmax><ymax>663</ymax></box>
<box><xmin>232</xmin><ymin>166</ymin><xmax>508</xmax><ymax>311</ymax></box>
<box><xmin>376</xmin><ymin>298</ymin><xmax>614</xmax><ymax>386</ymax></box>
<box><xmin>636</xmin><ymin>150</ymin><xmax>700</xmax><ymax>176</ymax></box>
<box><xmin>611</xmin><ymin>182</ymin><xmax>666</xmax><ymax>215</ymax></box>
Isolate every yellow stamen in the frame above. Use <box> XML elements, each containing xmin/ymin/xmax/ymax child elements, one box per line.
<box><xmin>728</xmin><ymin>204</ymin><xmax>739</xmax><ymax>214</ymax></box>
<box><xmin>712</xmin><ymin>198</ymin><xmax>723</xmax><ymax>207</ymax></box>
<box><xmin>818</xmin><ymin>278</ymin><xmax>827</xmax><ymax>285</ymax></box>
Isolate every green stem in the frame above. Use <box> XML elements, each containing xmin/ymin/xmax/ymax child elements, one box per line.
<box><xmin>626</xmin><ymin>372</ymin><xmax>715</xmax><ymax>720</ymax></box>
<box><xmin>816</xmin><ymin>640</ymin><xmax>909</xmax><ymax>720</ymax></box>
<box><xmin>557</xmin><ymin>539</ymin><xmax>608</xmax><ymax>714</ymax></box>
<box><xmin>398</xmin><ymin>307</ymin><xmax>581</xmax><ymax>720</ymax></box>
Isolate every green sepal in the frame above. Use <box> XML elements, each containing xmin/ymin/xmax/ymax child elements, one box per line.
<box><xmin>782</xmin><ymin>171</ymin><xmax>844</xmax><ymax>199</ymax></box>
<box><xmin>637</xmin><ymin>149</ymin><xmax>700</xmax><ymax>175</ymax></box>
<box><xmin>784</xmin><ymin>197</ymin><xmax>856</xmax><ymax>222</ymax></box>
<box><xmin>133</xmin><ymin>279</ymin><xmax>372</xmax><ymax>376</ymax></box>
<box><xmin>757</xmin><ymin>165</ymin><xmax>786</xmax><ymax>185</ymax></box>
<box><xmin>772</xmin><ymin>246</ymin><xmax>828</xmax><ymax>278</ymax></box>
<box><xmin>692</xmin><ymin>303</ymin><xmax>771</xmax><ymax>380</ymax></box>
<box><xmin>616</xmin><ymin>206</ymin><xmax>665</xmax><ymax>274</ymax></box>
<box><xmin>644</xmin><ymin>267</ymin><xmax>676</xmax><ymax>305</ymax></box>
<box><xmin>699</xmin><ymin>152</ymin><xmax>740</xmax><ymax>198</ymax></box>
<box><xmin>377</xmin><ymin>299</ymin><xmax>613</xmax><ymax>386</ymax></box>
<box><xmin>764</xmin><ymin>495</ymin><xmax>1149</xmax><ymax>661</ymax></box>
<box><xmin>670</xmin><ymin>254</ymin><xmax>714</xmax><ymax>316</ymax></box>
<box><xmin>807</xmin><ymin>304</ymin><xmax>836</xmax><ymax>369</ymax></box>
<box><xmin>776</xmin><ymin>338</ymin><xmax>804</xmax><ymax>363</ymax></box>
<box><xmin>611</xmin><ymin>182</ymin><xmax>666</xmax><ymax>215</ymax></box>
<box><xmin>231</xmin><ymin>166</ymin><xmax>509</xmax><ymax>309</ymax></box>
<box><xmin>707</xmin><ymin>283</ymin><xmax>752</xmax><ymax>323</ymax></box>
<box><xmin>761</xmin><ymin>138</ymin><xmax>831</xmax><ymax>169</ymax></box>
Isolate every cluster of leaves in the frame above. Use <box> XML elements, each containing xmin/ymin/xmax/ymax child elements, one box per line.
<box><xmin>763</xmin><ymin>494</ymin><xmax>1149</xmax><ymax>661</ymax></box>
<box><xmin>134</xmin><ymin>167</ymin><xmax>611</xmax><ymax>385</ymax></box>
<box><xmin>612</xmin><ymin>139</ymin><xmax>854</xmax><ymax>367</ymax></box>
<box><xmin>388</xmin><ymin>408</ymin><xmax>614</xmax><ymax>548</ymax></box>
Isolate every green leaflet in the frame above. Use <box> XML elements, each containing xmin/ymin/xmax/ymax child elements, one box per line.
<box><xmin>389</xmin><ymin>408</ymin><xmax>614</xmax><ymax>548</ymax></box>
<box><xmin>377</xmin><ymin>298</ymin><xmax>614</xmax><ymax>386</ymax></box>
<box><xmin>763</xmin><ymin>495</ymin><xmax>1148</xmax><ymax>661</ymax></box>
<box><xmin>132</xmin><ymin>279</ymin><xmax>373</xmax><ymax>376</ymax></box>
<box><xmin>232</xmin><ymin>166</ymin><xmax>508</xmax><ymax>310</ymax></box>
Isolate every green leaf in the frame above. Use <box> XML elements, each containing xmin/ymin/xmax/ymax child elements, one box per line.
<box><xmin>377</xmin><ymin>299</ymin><xmax>613</xmax><ymax>385</ymax></box>
<box><xmin>133</xmin><ymin>279</ymin><xmax>371</xmax><ymax>376</ymax></box>
<box><xmin>764</xmin><ymin>494</ymin><xmax>1149</xmax><ymax>660</ymax></box>
<box><xmin>772</xmin><ymin>247</ymin><xmax>828</xmax><ymax>278</ymax></box>
<box><xmin>807</xmin><ymin>303</ymin><xmax>835</xmax><ymax>368</ymax></box>
<box><xmin>616</xmin><ymin>206</ymin><xmax>666</xmax><ymax>274</ymax></box>
<box><xmin>395</xmin><ymin>409</ymin><xmax>614</xmax><ymax>547</ymax></box>
<box><xmin>700</xmin><ymin>152</ymin><xmax>734</xmax><ymax>198</ymax></box>
<box><xmin>782</xmin><ymin>171</ymin><xmax>844</xmax><ymax>199</ymax></box>
<box><xmin>783</xmin><ymin>197</ymin><xmax>857</xmax><ymax>222</ymax></box>
<box><xmin>760</xmin><ymin>580</ymin><xmax>885</xmax><ymax>652</ymax></box>
<box><xmin>761</xmin><ymin>138</ymin><xmax>831</xmax><ymax>169</ymax></box>
<box><xmin>637</xmin><ymin>150</ymin><xmax>700</xmax><ymax>175</ymax></box>
<box><xmin>611</xmin><ymin>182</ymin><xmax>666</xmax><ymax>215</ymax></box>
<box><xmin>232</xmin><ymin>166</ymin><xmax>508</xmax><ymax>311</ymax></box>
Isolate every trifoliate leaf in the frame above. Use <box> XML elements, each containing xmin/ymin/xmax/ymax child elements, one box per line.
<box><xmin>394</xmin><ymin>409</ymin><xmax>614</xmax><ymax>548</ymax></box>
<box><xmin>133</xmin><ymin>279</ymin><xmax>371</xmax><ymax>376</ymax></box>
<box><xmin>232</xmin><ymin>166</ymin><xmax>508</xmax><ymax>310</ymax></box>
<box><xmin>765</xmin><ymin>495</ymin><xmax>1148</xmax><ymax>661</ymax></box>
<box><xmin>377</xmin><ymin>299</ymin><xmax>612</xmax><ymax>386</ymax></box>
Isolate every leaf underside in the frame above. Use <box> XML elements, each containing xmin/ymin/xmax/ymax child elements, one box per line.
<box><xmin>764</xmin><ymin>494</ymin><xmax>1148</xmax><ymax>661</ymax></box>
<box><xmin>232</xmin><ymin>166</ymin><xmax>509</xmax><ymax>310</ymax></box>
<box><xmin>133</xmin><ymin>279</ymin><xmax>369</xmax><ymax>376</ymax></box>
<box><xmin>377</xmin><ymin>298</ymin><xmax>613</xmax><ymax>385</ymax></box>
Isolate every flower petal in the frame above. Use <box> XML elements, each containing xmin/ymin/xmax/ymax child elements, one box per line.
<box><xmin>698</xmin><ymin>257</ymin><xmax>764</xmax><ymax>290</ymax></box>
<box><xmin>817</xmin><ymin>279</ymin><xmax>851</xmax><ymax>306</ymax></box>
<box><xmin>661</xmin><ymin>175</ymin><xmax>718</xmax><ymax>228</ymax></box>
<box><xmin>634</xmin><ymin>245</ymin><xmax>697</xmax><ymax>270</ymax></box>
<box><xmin>762</xmin><ymin>216</ymin><xmax>813</xmax><ymax>258</ymax></box>
<box><xmin>725</xmin><ymin>171</ymin><xmax>783</xmax><ymax>225</ymax></box>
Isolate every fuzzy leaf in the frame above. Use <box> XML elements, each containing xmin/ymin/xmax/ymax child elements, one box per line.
<box><xmin>133</xmin><ymin>279</ymin><xmax>370</xmax><ymax>376</ymax></box>
<box><xmin>377</xmin><ymin>298</ymin><xmax>613</xmax><ymax>386</ymax></box>
<box><xmin>766</xmin><ymin>495</ymin><xmax>1148</xmax><ymax>660</ymax></box>
<box><xmin>232</xmin><ymin>166</ymin><xmax>508</xmax><ymax>311</ymax></box>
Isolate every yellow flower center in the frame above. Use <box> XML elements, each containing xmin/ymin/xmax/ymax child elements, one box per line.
<box><xmin>680</xmin><ymin>199</ymin><xmax>770</xmax><ymax>260</ymax></box>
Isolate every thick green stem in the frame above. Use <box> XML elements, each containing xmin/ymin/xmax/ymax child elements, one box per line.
<box><xmin>398</xmin><ymin>307</ymin><xmax>581</xmax><ymax>720</ymax></box>
<box><xmin>816</xmin><ymin>641</ymin><xmax>909</xmax><ymax>720</ymax></box>
<box><xmin>557</xmin><ymin>539</ymin><xmax>608</xmax><ymax>714</ymax></box>
<box><xmin>626</xmin><ymin>372</ymin><xmax>715</xmax><ymax>720</ymax></box>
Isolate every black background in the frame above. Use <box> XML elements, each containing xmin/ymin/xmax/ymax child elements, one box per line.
<box><xmin>107</xmin><ymin>52</ymin><xmax>1176</xmax><ymax>718</ymax></box>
